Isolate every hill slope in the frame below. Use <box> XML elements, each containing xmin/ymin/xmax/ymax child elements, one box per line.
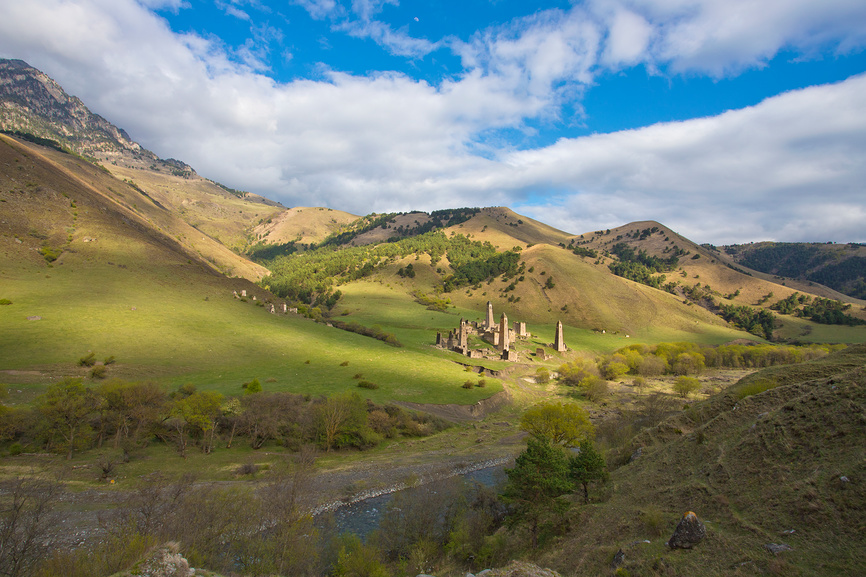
<box><xmin>721</xmin><ymin>241</ymin><xmax>866</xmax><ymax>300</ymax></box>
<box><xmin>539</xmin><ymin>344</ymin><xmax>866</xmax><ymax>576</ymax></box>
<box><xmin>0</xmin><ymin>58</ymin><xmax>286</xmax><ymax>254</ymax></box>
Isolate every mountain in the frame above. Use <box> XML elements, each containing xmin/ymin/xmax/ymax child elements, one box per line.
<box><xmin>0</xmin><ymin>59</ymin><xmax>156</xmax><ymax>166</ymax></box>
<box><xmin>0</xmin><ymin>58</ymin><xmax>285</xmax><ymax>253</ymax></box>
<box><xmin>719</xmin><ymin>241</ymin><xmax>866</xmax><ymax>300</ymax></box>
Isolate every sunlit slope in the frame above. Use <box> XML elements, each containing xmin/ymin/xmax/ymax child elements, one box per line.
<box><xmin>447</xmin><ymin>206</ymin><xmax>573</xmax><ymax>249</ymax></box>
<box><xmin>106</xmin><ymin>163</ymin><xmax>285</xmax><ymax>252</ymax></box>
<box><xmin>0</xmin><ymin>135</ymin><xmax>494</xmax><ymax>403</ymax></box>
<box><xmin>252</xmin><ymin>206</ymin><xmax>359</xmax><ymax>245</ymax></box>
<box><xmin>0</xmin><ymin>135</ymin><xmax>268</xmax><ymax>281</ymax></box>
<box><xmin>446</xmin><ymin>243</ymin><xmax>749</xmax><ymax>343</ymax></box>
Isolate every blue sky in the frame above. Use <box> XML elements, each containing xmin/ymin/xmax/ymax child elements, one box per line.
<box><xmin>1</xmin><ymin>0</ymin><xmax>866</xmax><ymax>243</ymax></box>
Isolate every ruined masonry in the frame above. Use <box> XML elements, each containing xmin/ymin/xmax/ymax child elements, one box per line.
<box><xmin>436</xmin><ymin>301</ymin><xmax>567</xmax><ymax>362</ymax></box>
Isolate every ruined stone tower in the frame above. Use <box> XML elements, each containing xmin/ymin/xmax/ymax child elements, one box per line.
<box><xmin>485</xmin><ymin>301</ymin><xmax>495</xmax><ymax>329</ymax></box>
<box><xmin>499</xmin><ymin>313</ymin><xmax>510</xmax><ymax>352</ymax></box>
<box><xmin>554</xmin><ymin>320</ymin><xmax>566</xmax><ymax>352</ymax></box>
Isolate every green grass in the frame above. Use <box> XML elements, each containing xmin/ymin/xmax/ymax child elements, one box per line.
<box><xmin>0</xmin><ymin>258</ymin><xmax>500</xmax><ymax>404</ymax></box>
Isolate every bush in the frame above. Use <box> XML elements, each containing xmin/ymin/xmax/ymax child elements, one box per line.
<box><xmin>8</xmin><ymin>442</ymin><xmax>22</xmax><ymax>456</ymax></box>
<box><xmin>78</xmin><ymin>352</ymin><xmax>96</xmax><ymax>367</ymax></box>
<box><xmin>103</xmin><ymin>355</ymin><xmax>116</xmax><ymax>366</ymax></box>
<box><xmin>462</xmin><ymin>380</ymin><xmax>474</xmax><ymax>389</ymax></box>
<box><xmin>89</xmin><ymin>365</ymin><xmax>107</xmax><ymax>379</ymax></box>
<box><xmin>0</xmin><ymin>299</ymin><xmax>11</xmax><ymax>305</ymax></box>
<box><xmin>632</xmin><ymin>376</ymin><xmax>647</xmax><ymax>393</ymax></box>
<box><xmin>535</xmin><ymin>367</ymin><xmax>550</xmax><ymax>383</ymax></box>
<box><xmin>340</xmin><ymin>361</ymin><xmax>350</xmax><ymax>366</ymax></box>
<box><xmin>476</xmin><ymin>379</ymin><xmax>486</xmax><ymax>388</ymax></box>
<box><xmin>673</xmin><ymin>376</ymin><xmax>700</xmax><ymax>398</ymax></box>
<box><xmin>357</xmin><ymin>381</ymin><xmax>379</xmax><ymax>390</ymax></box>
<box><xmin>583</xmin><ymin>377</ymin><xmax>610</xmax><ymax>402</ymax></box>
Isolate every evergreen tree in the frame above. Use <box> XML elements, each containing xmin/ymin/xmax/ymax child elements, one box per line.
<box><xmin>569</xmin><ymin>439</ymin><xmax>608</xmax><ymax>504</ymax></box>
<box><xmin>501</xmin><ymin>437</ymin><xmax>573</xmax><ymax>548</ymax></box>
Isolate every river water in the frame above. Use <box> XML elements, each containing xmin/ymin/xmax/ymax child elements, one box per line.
<box><xmin>315</xmin><ymin>463</ymin><xmax>508</xmax><ymax>538</ymax></box>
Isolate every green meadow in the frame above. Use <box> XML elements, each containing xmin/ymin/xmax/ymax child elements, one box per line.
<box><xmin>0</xmin><ymin>259</ymin><xmax>499</xmax><ymax>405</ymax></box>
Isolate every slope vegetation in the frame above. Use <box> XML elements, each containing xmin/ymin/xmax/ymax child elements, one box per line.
<box><xmin>539</xmin><ymin>344</ymin><xmax>866</xmax><ymax>576</ymax></box>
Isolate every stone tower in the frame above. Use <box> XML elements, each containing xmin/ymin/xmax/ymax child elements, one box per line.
<box><xmin>554</xmin><ymin>320</ymin><xmax>566</xmax><ymax>352</ymax></box>
<box><xmin>485</xmin><ymin>301</ymin><xmax>495</xmax><ymax>329</ymax></box>
<box><xmin>499</xmin><ymin>312</ymin><xmax>510</xmax><ymax>351</ymax></box>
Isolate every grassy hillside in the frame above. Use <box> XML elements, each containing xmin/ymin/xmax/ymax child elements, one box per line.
<box><xmin>0</xmin><ymin>135</ymin><xmax>498</xmax><ymax>405</ymax></box>
<box><xmin>105</xmin><ymin>163</ymin><xmax>285</xmax><ymax>253</ymax></box>
<box><xmin>537</xmin><ymin>344</ymin><xmax>866</xmax><ymax>576</ymax></box>
<box><xmin>720</xmin><ymin>241</ymin><xmax>866</xmax><ymax>300</ymax></box>
<box><xmin>252</xmin><ymin>206</ymin><xmax>358</xmax><ymax>245</ymax></box>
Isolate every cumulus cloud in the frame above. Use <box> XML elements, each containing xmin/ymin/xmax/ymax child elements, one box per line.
<box><xmin>511</xmin><ymin>74</ymin><xmax>866</xmax><ymax>243</ymax></box>
<box><xmin>0</xmin><ymin>0</ymin><xmax>864</xmax><ymax>243</ymax></box>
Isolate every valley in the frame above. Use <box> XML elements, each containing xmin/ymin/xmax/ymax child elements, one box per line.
<box><xmin>0</xmin><ymin>58</ymin><xmax>864</xmax><ymax>577</ymax></box>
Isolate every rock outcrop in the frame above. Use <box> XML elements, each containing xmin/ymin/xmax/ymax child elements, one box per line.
<box><xmin>666</xmin><ymin>511</ymin><xmax>707</xmax><ymax>549</ymax></box>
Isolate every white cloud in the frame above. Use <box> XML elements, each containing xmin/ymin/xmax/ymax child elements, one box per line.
<box><xmin>290</xmin><ymin>0</ymin><xmax>340</xmax><ymax>20</ymax></box>
<box><xmin>593</xmin><ymin>0</ymin><xmax>866</xmax><ymax>75</ymax></box>
<box><xmin>0</xmin><ymin>0</ymin><xmax>865</xmax><ymax>243</ymax></box>
<box><xmin>509</xmin><ymin>74</ymin><xmax>866</xmax><ymax>243</ymax></box>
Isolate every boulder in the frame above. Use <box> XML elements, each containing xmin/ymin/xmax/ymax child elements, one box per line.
<box><xmin>765</xmin><ymin>543</ymin><xmax>793</xmax><ymax>555</ymax></box>
<box><xmin>667</xmin><ymin>511</ymin><xmax>707</xmax><ymax>549</ymax></box>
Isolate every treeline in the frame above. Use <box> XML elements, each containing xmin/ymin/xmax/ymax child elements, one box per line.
<box><xmin>771</xmin><ymin>292</ymin><xmax>865</xmax><ymax>326</ymax></box>
<box><xmin>0</xmin><ymin>381</ymin><xmax>448</xmax><ymax>459</ymax></box>
<box><xmin>733</xmin><ymin>243</ymin><xmax>866</xmax><ymax>299</ymax></box>
<box><xmin>718</xmin><ymin>304</ymin><xmax>776</xmax><ymax>339</ymax></box>
<box><xmin>262</xmin><ymin>231</ymin><xmax>524</xmax><ymax>307</ymax></box>
<box><xmin>560</xmin><ymin>342</ymin><xmax>838</xmax><ymax>384</ymax></box>
<box><xmin>607</xmin><ymin>242</ymin><xmax>679</xmax><ymax>289</ymax></box>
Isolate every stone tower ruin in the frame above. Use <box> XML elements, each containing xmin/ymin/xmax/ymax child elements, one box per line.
<box><xmin>554</xmin><ymin>320</ymin><xmax>566</xmax><ymax>352</ymax></box>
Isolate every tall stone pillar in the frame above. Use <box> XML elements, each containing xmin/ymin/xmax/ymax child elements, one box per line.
<box><xmin>499</xmin><ymin>313</ymin><xmax>510</xmax><ymax>351</ymax></box>
<box><xmin>554</xmin><ymin>320</ymin><xmax>566</xmax><ymax>352</ymax></box>
<box><xmin>485</xmin><ymin>301</ymin><xmax>495</xmax><ymax>329</ymax></box>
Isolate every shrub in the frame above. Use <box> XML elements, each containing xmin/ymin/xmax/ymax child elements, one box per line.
<box><xmin>89</xmin><ymin>365</ymin><xmax>107</xmax><ymax>379</ymax></box>
<box><xmin>0</xmin><ymin>299</ymin><xmax>11</xmax><ymax>305</ymax></box>
<box><xmin>583</xmin><ymin>377</ymin><xmax>610</xmax><ymax>402</ymax></box>
<box><xmin>462</xmin><ymin>380</ymin><xmax>474</xmax><ymax>389</ymax></box>
<box><xmin>673</xmin><ymin>376</ymin><xmax>700</xmax><ymax>398</ymax></box>
<box><xmin>357</xmin><ymin>381</ymin><xmax>379</xmax><ymax>390</ymax></box>
<box><xmin>236</xmin><ymin>462</ymin><xmax>259</xmax><ymax>476</ymax></box>
<box><xmin>103</xmin><ymin>355</ymin><xmax>116</xmax><ymax>366</ymax></box>
<box><xmin>535</xmin><ymin>367</ymin><xmax>550</xmax><ymax>383</ymax></box>
<box><xmin>340</xmin><ymin>361</ymin><xmax>350</xmax><ymax>366</ymax></box>
<box><xmin>632</xmin><ymin>376</ymin><xmax>647</xmax><ymax>393</ymax></box>
<box><xmin>476</xmin><ymin>379</ymin><xmax>486</xmax><ymax>388</ymax></box>
<box><xmin>8</xmin><ymin>442</ymin><xmax>22</xmax><ymax>456</ymax></box>
<box><xmin>78</xmin><ymin>352</ymin><xmax>96</xmax><ymax>367</ymax></box>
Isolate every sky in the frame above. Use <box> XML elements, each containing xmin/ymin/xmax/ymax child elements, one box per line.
<box><xmin>1</xmin><ymin>0</ymin><xmax>866</xmax><ymax>244</ymax></box>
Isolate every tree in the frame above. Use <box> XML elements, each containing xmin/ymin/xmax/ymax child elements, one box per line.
<box><xmin>673</xmin><ymin>376</ymin><xmax>701</xmax><ymax>398</ymax></box>
<box><xmin>315</xmin><ymin>392</ymin><xmax>371</xmax><ymax>452</ymax></box>
<box><xmin>0</xmin><ymin>477</ymin><xmax>61</xmax><ymax>577</ymax></box>
<box><xmin>569</xmin><ymin>439</ymin><xmax>608</xmax><ymax>504</ymax></box>
<box><xmin>519</xmin><ymin>402</ymin><xmax>594</xmax><ymax>447</ymax></box>
<box><xmin>37</xmin><ymin>378</ymin><xmax>101</xmax><ymax>459</ymax></box>
<box><xmin>501</xmin><ymin>437</ymin><xmax>573</xmax><ymax>548</ymax></box>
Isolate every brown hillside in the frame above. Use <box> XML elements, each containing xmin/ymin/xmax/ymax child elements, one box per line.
<box><xmin>0</xmin><ymin>134</ymin><xmax>268</xmax><ymax>281</ymax></box>
<box><xmin>105</xmin><ymin>163</ymin><xmax>285</xmax><ymax>252</ymax></box>
<box><xmin>577</xmin><ymin>220</ymin><xmax>865</xmax><ymax>319</ymax></box>
<box><xmin>447</xmin><ymin>207</ymin><xmax>573</xmax><ymax>249</ymax></box>
<box><xmin>252</xmin><ymin>206</ymin><xmax>358</xmax><ymax>245</ymax></box>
